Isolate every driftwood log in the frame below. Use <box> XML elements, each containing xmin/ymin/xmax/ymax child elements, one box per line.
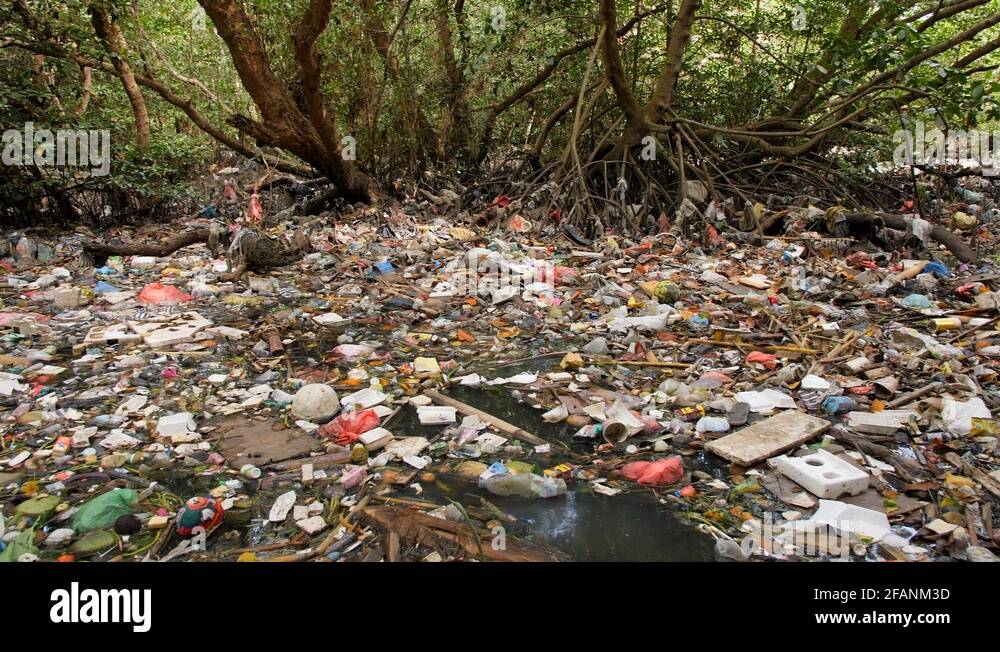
<box><xmin>843</xmin><ymin>211</ymin><xmax>977</xmax><ymax>264</ymax></box>
<box><xmin>82</xmin><ymin>226</ymin><xmax>229</xmax><ymax>262</ymax></box>
<box><xmin>80</xmin><ymin>225</ymin><xmax>311</xmax><ymax>280</ymax></box>
<box><xmin>361</xmin><ymin>505</ymin><xmax>562</xmax><ymax>562</ymax></box>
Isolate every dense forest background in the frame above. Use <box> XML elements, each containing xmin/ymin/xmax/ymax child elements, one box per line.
<box><xmin>2</xmin><ymin>0</ymin><xmax>999</xmax><ymax>231</ymax></box>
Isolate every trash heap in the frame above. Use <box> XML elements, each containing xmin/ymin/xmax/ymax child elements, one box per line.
<box><xmin>1</xmin><ymin>196</ymin><xmax>1000</xmax><ymax>562</ymax></box>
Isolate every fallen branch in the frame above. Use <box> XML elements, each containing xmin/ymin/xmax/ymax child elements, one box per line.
<box><xmin>423</xmin><ymin>389</ymin><xmax>550</xmax><ymax>448</ymax></box>
<box><xmin>361</xmin><ymin>505</ymin><xmax>560</xmax><ymax>562</ymax></box>
<box><xmin>844</xmin><ymin>212</ymin><xmax>978</xmax><ymax>264</ymax></box>
<box><xmin>82</xmin><ymin>227</ymin><xmax>228</xmax><ymax>260</ymax></box>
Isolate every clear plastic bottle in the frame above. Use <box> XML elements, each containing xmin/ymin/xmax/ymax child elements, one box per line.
<box><xmin>483</xmin><ymin>473</ymin><xmax>566</xmax><ymax>498</ymax></box>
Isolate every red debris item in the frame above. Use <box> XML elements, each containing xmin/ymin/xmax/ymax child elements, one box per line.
<box><xmin>223</xmin><ymin>183</ymin><xmax>238</xmax><ymax>203</ymax></box>
<box><xmin>622</xmin><ymin>457</ymin><xmax>684</xmax><ymax>486</ymax></box>
<box><xmin>846</xmin><ymin>252</ymin><xmax>877</xmax><ymax>270</ymax></box>
<box><xmin>746</xmin><ymin>351</ymin><xmax>778</xmax><ymax>369</ymax></box>
<box><xmin>624</xmin><ymin>241</ymin><xmax>652</xmax><ymax>257</ymax></box>
<box><xmin>507</xmin><ymin>214</ymin><xmax>532</xmax><ymax>232</ymax></box>
<box><xmin>848</xmin><ymin>384</ymin><xmax>875</xmax><ymax>395</ymax></box>
<box><xmin>548</xmin><ymin>208</ymin><xmax>561</xmax><ymax>223</ymax></box>
<box><xmin>536</xmin><ymin>265</ymin><xmax>577</xmax><ymax>285</ymax></box>
<box><xmin>705</xmin><ymin>225</ymin><xmax>725</xmax><ymax>248</ymax></box>
<box><xmin>657</xmin><ymin>211</ymin><xmax>671</xmax><ymax>233</ymax></box>
<box><xmin>900</xmin><ymin>199</ymin><xmax>915</xmax><ymax>211</ymax></box>
<box><xmin>492</xmin><ymin>195</ymin><xmax>512</xmax><ymax>209</ymax></box>
<box><xmin>0</xmin><ymin>312</ymin><xmax>49</xmax><ymax>326</ymax></box>
<box><xmin>318</xmin><ymin>408</ymin><xmax>380</xmax><ymax>446</ymax></box>
<box><xmin>138</xmin><ymin>283</ymin><xmax>191</xmax><ymax>305</ymax></box>
<box><xmin>246</xmin><ymin>193</ymin><xmax>263</xmax><ymax>227</ymax></box>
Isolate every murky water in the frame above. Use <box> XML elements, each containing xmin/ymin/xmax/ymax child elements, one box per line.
<box><xmin>385</xmin><ymin>360</ymin><xmax>716</xmax><ymax>561</ymax></box>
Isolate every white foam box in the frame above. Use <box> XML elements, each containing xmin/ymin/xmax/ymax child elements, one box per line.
<box><xmin>772</xmin><ymin>448</ymin><xmax>869</xmax><ymax>499</ymax></box>
<box><xmin>416</xmin><ymin>405</ymin><xmax>456</xmax><ymax>425</ymax></box>
<box><xmin>84</xmin><ymin>322</ymin><xmax>142</xmax><ymax>345</ymax></box>
<box><xmin>130</xmin><ymin>312</ymin><xmax>212</xmax><ymax>347</ymax></box>
<box><xmin>359</xmin><ymin>427</ymin><xmax>393</xmax><ymax>451</ymax></box>
<box><xmin>156</xmin><ymin>412</ymin><xmax>196</xmax><ymax>437</ymax></box>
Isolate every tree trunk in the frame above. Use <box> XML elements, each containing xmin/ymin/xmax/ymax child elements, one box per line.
<box><xmin>433</xmin><ymin>0</ymin><xmax>473</xmax><ymax>161</ymax></box>
<box><xmin>197</xmin><ymin>0</ymin><xmax>377</xmax><ymax>202</ymax></box>
<box><xmin>89</xmin><ymin>4</ymin><xmax>151</xmax><ymax>149</ymax></box>
<box><xmin>76</xmin><ymin>65</ymin><xmax>93</xmax><ymax>117</ymax></box>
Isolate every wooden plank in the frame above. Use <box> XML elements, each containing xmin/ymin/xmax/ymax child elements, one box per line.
<box><xmin>422</xmin><ymin>389</ymin><xmax>549</xmax><ymax>447</ymax></box>
<box><xmin>705</xmin><ymin>410</ymin><xmax>829</xmax><ymax>467</ymax></box>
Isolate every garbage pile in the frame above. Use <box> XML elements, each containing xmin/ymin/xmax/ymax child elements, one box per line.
<box><xmin>1</xmin><ymin>192</ymin><xmax>1000</xmax><ymax>562</ymax></box>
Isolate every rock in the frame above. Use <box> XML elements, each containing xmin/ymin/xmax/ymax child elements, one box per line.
<box><xmin>290</xmin><ymin>384</ymin><xmax>340</xmax><ymax>422</ymax></box>
<box><xmin>70</xmin><ymin>529</ymin><xmax>117</xmax><ymax>556</ymax></box>
<box><xmin>673</xmin><ymin>433</ymin><xmax>692</xmax><ymax>447</ymax></box>
<box><xmin>653</xmin><ymin>439</ymin><xmax>670</xmax><ymax>452</ymax></box>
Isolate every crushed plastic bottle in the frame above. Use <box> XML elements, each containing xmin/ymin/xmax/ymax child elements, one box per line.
<box><xmin>482</xmin><ymin>473</ymin><xmax>567</xmax><ymax>498</ymax></box>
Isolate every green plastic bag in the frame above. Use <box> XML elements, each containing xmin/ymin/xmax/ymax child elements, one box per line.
<box><xmin>0</xmin><ymin>530</ymin><xmax>40</xmax><ymax>563</ymax></box>
<box><xmin>72</xmin><ymin>488</ymin><xmax>138</xmax><ymax>534</ymax></box>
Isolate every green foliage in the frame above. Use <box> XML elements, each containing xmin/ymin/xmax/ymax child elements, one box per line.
<box><xmin>1</xmin><ymin>0</ymin><xmax>998</xmax><ymax>208</ymax></box>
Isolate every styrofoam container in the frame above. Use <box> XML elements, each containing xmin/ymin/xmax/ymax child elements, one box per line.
<box><xmin>772</xmin><ymin>448</ymin><xmax>868</xmax><ymax>499</ymax></box>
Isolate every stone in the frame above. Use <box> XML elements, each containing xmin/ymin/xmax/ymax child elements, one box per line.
<box><xmin>290</xmin><ymin>384</ymin><xmax>341</xmax><ymax>422</ymax></box>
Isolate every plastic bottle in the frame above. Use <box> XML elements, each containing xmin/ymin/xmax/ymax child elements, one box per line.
<box><xmin>482</xmin><ymin>473</ymin><xmax>566</xmax><ymax>498</ymax></box>
<box><xmin>822</xmin><ymin>396</ymin><xmax>856</xmax><ymax>415</ymax></box>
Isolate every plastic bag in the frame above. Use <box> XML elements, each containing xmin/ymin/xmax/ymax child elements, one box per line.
<box><xmin>622</xmin><ymin>457</ymin><xmax>684</xmax><ymax>486</ymax></box>
<box><xmin>318</xmin><ymin>408</ymin><xmax>380</xmax><ymax>446</ymax></box>
<box><xmin>72</xmin><ymin>488</ymin><xmax>138</xmax><ymax>534</ymax></box>
<box><xmin>0</xmin><ymin>530</ymin><xmax>39</xmax><ymax>563</ymax></box>
<box><xmin>138</xmin><ymin>283</ymin><xmax>191</xmax><ymax>305</ymax></box>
